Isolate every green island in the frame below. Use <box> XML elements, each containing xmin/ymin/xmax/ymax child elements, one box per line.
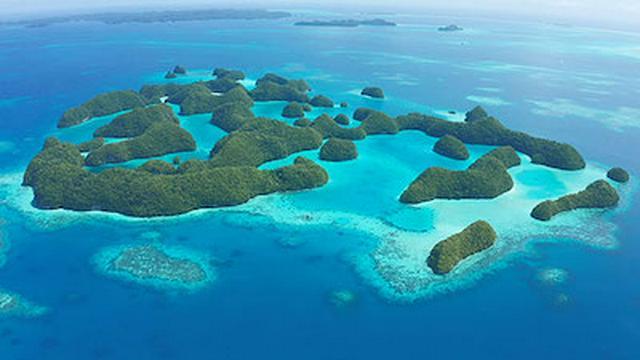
<box><xmin>85</xmin><ymin>121</ymin><xmax>196</xmax><ymax>166</ymax></box>
<box><xmin>24</xmin><ymin>68</ymin><xmax>596</xmax><ymax>218</ymax></box>
<box><xmin>438</xmin><ymin>24</ymin><xmax>464</xmax><ymax>32</ymax></box>
<box><xmin>94</xmin><ymin>244</ymin><xmax>213</xmax><ymax>290</ymax></box>
<box><xmin>334</xmin><ymin>114</ymin><xmax>350</xmax><ymax>126</ymax></box>
<box><xmin>58</xmin><ymin>90</ymin><xmax>148</xmax><ymax>128</ymax></box>
<box><xmin>319</xmin><ymin>138</ymin><xmax>358</xmax><ymax>161</ymax></box>
<box><xmin>24</xmin><ymin>137</ymin><xmax>328</xmax><ymax>217</ymax></box>
<box><xmin>400</xmin><ymin>146</ymin><xmax>520</xmax><ymax>204</ymax></box>
<box><xmin>94</xmin><ymin>104</ymin><xmax>178</xmax><ymax>138</ymax></box>
<box><xmin>282</xmin><ymin>102</ymin><xmax>306</xmax><ymax>118</ymax></box>
<box><xmin>361</xmin><ymin>86</ymin><xmax>385</xmax><ymax>99</ymax></box>
<box><xmin>0</xmin><ymin>289</ymin><xmax>47</xmax><ymax>318</ymax></box>
<box><xmin>427</xmin><ymin>220</ymin><xmax>497</xmax><ymax>275</ymax></box>
<box><xmin>250</xmin><ymin>73</ymin><xmax>310</xmax><ymax>102</ymax></box>
<box><xmin>310</xmin><ymin>95</ymin><xmax>335</xmax><ymax>108</ymax></box>
<box><xmin>530</xmin><ymin>180</ymin><xmax>620</xmax><ymax>221</ymax></box>
<box><xmin>294</xmin><ymin>19</ymin><xmax>396</xmax><ymax>27</ymax></box>
<box><xmin>433</xmin><ymin>134</ymin><xmax>470</xmax><ymax>160</ymax></box>
<box><xmin>396</xmin><ymin>112</ymin><xmax>584</xmax><ymax>170</ymax></box>
<box><xmin>607</xmin><ymin>167</ymin><xmax>630</xmax><ymax>183</ymax></box>
<box><xmin>213</xmin><ymin>68</ymin><xmax>246</xmax><ymax>81</ymax></box>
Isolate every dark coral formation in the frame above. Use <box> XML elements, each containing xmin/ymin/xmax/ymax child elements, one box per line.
<box><xmin>530</xmin><ymin>180</ymin><xmax>620</xmax><ymax>221</ymax></box>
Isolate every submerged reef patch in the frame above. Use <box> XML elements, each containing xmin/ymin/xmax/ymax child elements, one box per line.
<box><xmin>0</xmin><ymin>289</ymin><xmax>47</xmax><ymax>318</ymax></box>
<box><xmin>94</xmin><ymin>243</ymin><xmax>215</xmax><ymax>290</ymax></box>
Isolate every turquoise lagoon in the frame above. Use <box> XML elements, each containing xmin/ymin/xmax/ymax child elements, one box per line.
<box><xmin>0</xmin><ymin>12</ymin><xmax>639</xmax><ymax>359</ymax></box>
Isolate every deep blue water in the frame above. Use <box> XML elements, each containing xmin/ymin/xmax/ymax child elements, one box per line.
<box><xmin>1</xmin><ymin>12</ymin><xmax>640</xmax><ymax>359</ymax></box>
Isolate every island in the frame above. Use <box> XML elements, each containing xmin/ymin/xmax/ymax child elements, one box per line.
<box><xmin>427</xmin><ymin>220</ymin><xmax>497</xmax><ymax>274</ymax></box>
<box><xmin>164</xmin><ymin>71</ymin><xmax>177</xmax><ymax>79</ymax></box>
<box><xmin>438</xmin><ymin>24</ymin><xmax>464</xmax><ymax>32</ymax></box>
<box><xmin>400</xmin><ymin>146</ymin><xmax>520</xmax><ymax>204</ymax></box>
<box><xmin>396</xmin><ymin>112</ymin><xmax>585</xmax><ymax>170</ymax></box>
<box><xmin>319</xmin><ymin>138</ymin><xmax>358</xmax><ymax>162</ymax></box>
<box><xmin>94</xmin><ymin>103</ymin><xmax>179</xmax><ymax>138</ymax></box>
<box><xmin>94</xmin><ymin>244</ymin><xmax>213</xmax><ymax>290</ymax></box>
<box><xmin>25</xmin><ymin>68</ymin><xmax>596</xmax><ymax>219</ymax></box>
<box><xmin>433</xmin><ymin>134</ymin><xmax>469</xmax><ymax>160</ymax></box>
<box><xmin>607</xmin><ymin>167</ymin><xmax>630</xmax><ymax>183</ymax></box>
<box><xmin>7</xmin><ymin>9</ymin><xmax>292</xmax><ymax>28</ymax></box>
<box><xmin>310</xmin><ymin>95</ymin><xmax>335</xmax><ymax>108</ymax></box>
<box><xmin>173</xmin><ymin>65</ymin><xmax>187</xmax><ymax>75</ymax></box>
<box><xmin>85</xmin><ymin>121</ymin><xmax>196</xmax><ymax>166</ymax></box>
<box><xmin>282</xmin><ymin>102</ymin><xmax>306</xmax><ymax>118</ymax></box>
<box><xmin>58</xmin><ymin>90</ymin><xmax>148</xmax><ymax>128</ymax></box>
<box><xmin>213</xmin><ymin>68</ymin><xmax>245</xmax><ymax>81</ymax></box>
<box><xmin>530</xmin><ymin>180</ymin><xmax>620</xmax><ymax>221</ymax></box>
<box><xmin>294</xmin><ymin>18</ymin><xmax>396</xmax><ymax>27</ymax></box>
<box><xmin>361</xmin><ymin>86</ymin><xmax>385</xmax><ymax>99</ymax></box>
<box><xmin>334</xmin><ymin>114</ymin><xmax>350</xmax><ymax>126</ymax></box>
<box><xmin>250</xmin><ymin>73</ymin><xmax>310</xmax><ymax>102</ymax></box>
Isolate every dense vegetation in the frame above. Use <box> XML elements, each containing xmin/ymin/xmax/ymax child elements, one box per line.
<box><xmin>58</xmin><ymin>90</ymin><xmax>148</xmax><ymax>128</ymax></box>
<box><xmin>310</xmin><ymin>95</ymin><xmax>334</xmax><ymax>108</ymax></box>
<box><xmin>23</xmin><ymin>138</ymin><xmax>328</xmax><ymax>217</ymax></box>
<box><xmin>334</xmin><ymin>114</ymin><xmax>350</xmax><ymax>126</ymax></box>
<box><xmin>433</xmin><ymin>135</ymin><xmax>469</xmax><ymax>160</ymax></box>
<box><xmin>465</xmin><ymin>106</ymin><xmax>488</xmax><ymax>122</ymax></box>
<box><xmin>400</xmin><ymin>146</ymin><xmax>519</xmax><ymax>204</ymax></box>
<box><xmin>209</xmin><ymin>118</ymin><xmax>324</xmax><ymax>167</ymax></box>
<box><xmin>77</xmin><ymin>137</ymin><xmax>105</xmax><ymax>152</ymax></box>
<box><xmin>607</xmin><ymin>167</ymin><xmax>630</xmax><ymax>183</ymax></box>
<box><xmin>85</xmin><ymin>122</ymin><xmax>196</xmax><ymax>166</ymax></box>
<box><xmin>282</xmin><ymin>102</ymin><xmax>306</xmax><ymax>118</ymax></box>
<box><xmin>213</xmin><ymin>68</ymin><xmax>245</xmax><ymax>81</ymax></box>
<box><xmin>179</xmin><ymin>85</ymin><xmax>253</xmax><ymax>115</ymax></box>
<box><xmin>530</xmin><ymin>180</ymin><xmax>620</xmax><ymax>221</ymax></box>
<box><xmin>396</xmin><ymin>112</ymin><xmax>585</xmax><ymax>170</ymax></box>
<box><xmin>250</xmin><ymin>73</ymin><xmax>310</xmax><ymax>102</ymax></box>
<box><xmin>94</xmin><ymin>104</ymin><xmax>178</xmax><ymax>138</ymax></box>
<box><xmin>311</xmin><ymin>114</ymin><xmax>367</xmax><ymax>140</ymax></box>
<box><xmin>427</xmin><ymin>221</ymin><xmax>496</xmax><ymax>275</ymax></box>
<box><xmin>319</xmin><ymin>138</ymin><xmax>358</xmax><ymax>161</ymax></box>
<box><xmin>361</xmin><ymin>87</ymin><xmax>385</xmax><ymax>99</ymax></box>
<box><xmin>211</xmin><ymin>102</ymin><xmax>255</xmax><ymax>132</ymax></box>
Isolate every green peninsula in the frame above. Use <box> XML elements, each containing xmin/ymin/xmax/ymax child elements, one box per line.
<box><xmin>85</xmin><ymin>121</ymin><xmax>196</xmax><ymax>166</ymax></box>
<box><xmin>427</xmin><ymin>220</ymin><xmax>496</xmax><ymax>275</ymax></box>
<box><xmin>58</xmin><ymin>90</ymin><xmax>148</xmax><ymax>128</ymax></box>
<box><xmin>400</xmin><ymin>146</ymin><xmax>520</xmax><ymax>204</ymax></box>
<box><xmin>531</xmin><ymin>180</ymin><xmax>620</xmax><ymax>221</ymax></box>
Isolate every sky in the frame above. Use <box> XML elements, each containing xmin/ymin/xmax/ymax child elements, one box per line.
<box><xmin>2</xmin><ymin>0</ymin><xmax>639</xmax><ymax>29</ymax></box>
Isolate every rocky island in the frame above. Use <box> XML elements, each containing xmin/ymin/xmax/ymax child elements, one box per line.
<box><xmin>530</xmin><ymin>180</ymin><xmax>620</xmax><ymax>221</ymax></box>
<box><xmin>438</xmin><ymin>24</ymin><xmax>464</xmax><ymax>32</ymax></box>
<box><xmin>361</xmin><ymin>86</ymin><xmax>385</xmax><ymax>99</ymax></box>
<box><xmin>400</xmin><ymin>146</ymin><xmax>520</xmax><ymax>204</ymax></box>
<box><xmin>294</xmin><ymin>19</ymin><xmax>396</xmax><ymax>27</ymax></box>
<box><xmin>427</xmin><ymin>221</ymin><xmax>497</xmax><ymax>275</ymax></box>
<box><xmin>607</xmin><ymin>167</ymin><xmax>630</xmax><ymax>183</ymax></box>
<box><xmin>319</xmin><ymin>138</ymin><xmax>358</xmax><ymax>162</ymax></box>
<box><xmin>433</xmin><ymin>134</ymin><xmax>470</xmax><ymax>160</ymax></box>
<box><xmin>24</xmin><ymin>68</ymin><xmax>598</xmax><ymax>219</ymax></box>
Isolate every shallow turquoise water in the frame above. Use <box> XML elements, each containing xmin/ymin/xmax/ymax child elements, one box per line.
<box><xmin>0</xmin><ymin>12</ymin><xmax>639</xmax><ymax>359</ymax></box>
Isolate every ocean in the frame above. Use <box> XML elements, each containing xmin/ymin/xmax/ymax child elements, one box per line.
<box><xmin>0</xmin><ymin>12</ymin><xmax>639</xmax><ymax>359</ymax></box>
